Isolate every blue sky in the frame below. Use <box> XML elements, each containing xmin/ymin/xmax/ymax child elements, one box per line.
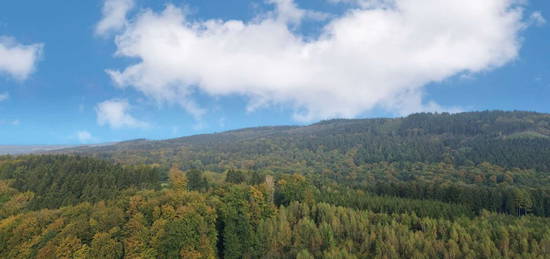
<box><xmin>0</xmin><ymin>0</ymin><xmax>549</xmax><ymax>145</ymax></box>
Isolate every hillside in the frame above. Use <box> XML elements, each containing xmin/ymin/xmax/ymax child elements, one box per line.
<box><xmin>4</xmin><ymin>111</ymin><xmax>550</xmax><ymax>258</ymax></box>
<box><xmin>59</xmin><ymin>111</ymin><xmax>550</xmax><ymax>173</ymax></box>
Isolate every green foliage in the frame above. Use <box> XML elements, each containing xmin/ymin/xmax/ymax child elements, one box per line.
<box><xmin>186</xmin><ymin>169</ymin><xmax>209</xmax><ymax>192</ymax></box>
<box><xmin>225</xmin><ymin>169</ymin><xmax>247</xmax><ymax>184</ymax></box>
<box><xmin>274</xmin><ymin>174</ymin><xmax>317</xmax><ymax>206</ymax></box>
<box><xmin>61</xmin><ymin>111</ymin><xmax>550</xmax><ymax>172</ymax></box>
<box><xmin>217</xmin><ymin>184</ymin><xmax>275</xmax><ymax>258</ymax></box>
<box><xmin>2</xmin><ymin>158</ymin><xmax>550</xmax><ymax>258</ymax></box>
<box><xmin>88</xmin><ymin>232</ymin><xmax>123</xmax><ymax>259</ymax></box>
<box><xmin>363</xmin><ymin>181</ymin><xmax>550</xmax><ymax>217</ymax></box>
<box><xmin>317</xmin><ymin>187</ymin><xmax>475</xmax><ymax>219</ymax></box>
<box><xmin>0</xmin><ymin>155</ymin><xmax>162</xmax><ymax>211</ymax></box>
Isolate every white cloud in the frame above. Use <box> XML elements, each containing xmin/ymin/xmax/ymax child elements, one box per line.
<box><xmin>0</xmin><ymin>36</ymin><xmax>43</xmax><ymax>80</ymax></box>
<box><xmin>106</xmin><ymin>0</ymin><xmax>528</xmax><ymax>121</ymax></box>
<box><xmin>77</xmin><ymin>130</ymin><xmax>93</xmax><ymax>143</ymax></box>
<box><xmin>0</xmin><ymin>92</ymin><xmax>8</xmax><ymax>102</ymax></box>
<box><xmin>95</xmin><ymin>0</ymin><xmax>135</xmax><ymax>36</ymax></box>
<box><xmin>327</xmin><ymin>0</ymin><xmax>394</xmax><ymax>8</ymax></box>
<box><xmin>529</xmin><ymin>11</ymin><xmax>546</xmax><ymax>26</ymax></box>
<box><xmin>96</xmin><ymin>99</ymin><xmax>148</xmax><ymax>129</ymax></box>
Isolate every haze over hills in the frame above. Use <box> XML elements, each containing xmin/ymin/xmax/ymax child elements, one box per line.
<box><xmin>0</xmin><ymin>145</ymin><xmax>76</xmax><ymax>155</ymax></box>
<box><xmin>0</xmin><ymin>143</ymin><xmax>117</xmax><ymax>155</ymax></box>
<box><xmin>56</xmin><ymin>110</ymin><xmax>550</xmax><ymax>172</ymax></box>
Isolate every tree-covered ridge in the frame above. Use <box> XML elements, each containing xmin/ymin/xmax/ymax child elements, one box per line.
<box><xmin>60</xmin><ymin>111</ymin><xmax>550</xmax><ymax>171</ymax></box>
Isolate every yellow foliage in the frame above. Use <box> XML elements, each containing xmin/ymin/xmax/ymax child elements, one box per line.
<box><xmin>55</xmin><ymin>236</ymin><xmax>83</xmax><ymax>259</ymax></box>
<box><xmin>180</xmin><ymin>249</ymin><xmax>202</xmax><ymax>259</ymax></box>
<box><xmin>169</xmin><ymin>167</ymin><xmax>188</xmax><ymax>191</ymax></box>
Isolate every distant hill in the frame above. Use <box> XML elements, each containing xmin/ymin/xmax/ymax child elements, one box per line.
<box><xmin>0</xmin><ymin>145</ymin><xmax>75</xmax><ymax>155</ymax></box>
<box><xmin>57</xmin><ymin>111</ymin><xmax>550</xmax><ymax>172</ymax></box>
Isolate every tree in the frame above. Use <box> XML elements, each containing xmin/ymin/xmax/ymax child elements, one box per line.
<box><xmin>225</xmin><ymin>170</ymin><xmax>246</xmax><ymax>184</ymax></box>
<box><xmin>187</xmin><ymin>169</ymin><xmax>208</xmax><ymax>191</ymax></box>
<box><xmin>169</xmin><ymin>167</ymin><xmax>187</xmax><ymax>191</ymax></box>
<box><xmin>274</xmin><ymin>174</ymin><xmax>316</xmax><ymax>206</ymax></box>
<box><xmin>55</xmin><ymin>236</ymin><xmax>83</xmax><ymax>259</ymax></box>
<box><xmin>88</xmin><ymin>232</ymin><xmax>123</xmax><ymax>259</ymax></box>
<box><xmin>513</xmin><ymin>188</ymin><xmax>533</xmax><ymax>216</ymax></box>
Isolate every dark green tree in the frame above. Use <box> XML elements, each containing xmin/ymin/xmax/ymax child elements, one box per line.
<box><xmin>225</xmin><ymin>169</ymin><xmax>247</xmax><ymax>184</ymax></box>
<box><xmin>187</xmin><ymin>169</ymin><xmax>208</xmax><ymax>191</ymax></box>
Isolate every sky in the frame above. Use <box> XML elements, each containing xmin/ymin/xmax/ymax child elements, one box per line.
<box><xmin>0</xmin><ymin>0</ymin><xmax>549</xmax><ymax>145</ymax></box>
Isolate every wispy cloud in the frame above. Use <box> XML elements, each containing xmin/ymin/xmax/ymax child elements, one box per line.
<box><xmin>76</xmin><ymin>130</ymin><xmax>93</xmax><ymax>143</ymax></box>
<box><xmin>0</xmin><ymin>36</ymin><xmax>43</xmax><ymax>80</ymax></box>
<box><xmin>0</xmin><ymin>119</ymin><xmax>20</xmax><ymax>126</ymax></box>
<box><xmin>0</xmin><ymin>92</ymin><xmax>8</xmax><ymax>102</ymax></box>
<box><xmin>529</xmin><ymin>11</ymin><xmax>546</xmax><ymax>26</ymax></box>
<box><xmin>96</xmin><ymin>99</ymin><xmax>148</xmax><ymax>129</ymax></box>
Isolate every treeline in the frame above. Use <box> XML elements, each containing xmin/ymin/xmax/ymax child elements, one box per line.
<box><xmin>366</xmin><ymin>182</ymin><xmax>550</xmax><ymax>217</ymax></box>
<box><xmin>310</xmin><ymin>162</ymin><xmax>550</xmax><ymax>218</ymax></box>
<box><xmin>317</xmin><ymin>187</ymin><xmax>475</xmax><ymax>219</ymax></box>
<box><xmin>319</xmin><ymin>161</ymin><xmax>550</xmax><ymax>189</ymax></box>
<box><xmin>0</xmin><ymin>155</ymin><xmax>162</xmax><ymax>211</ymax></box>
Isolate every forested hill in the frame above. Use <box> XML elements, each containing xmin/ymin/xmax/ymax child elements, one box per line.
<box><xmin>4</xmin><ymin>112</ymin><xmax>550</xmax><ymax>258</ymax></box>
<box><xmin>59</xmin><ymin>111</ymin><xmax>550</xmax><ymax>172</ymax></box>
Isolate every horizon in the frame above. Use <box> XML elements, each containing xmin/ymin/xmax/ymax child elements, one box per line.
<box><xmin>0</xmin><ymin>109</ymin><xmax>545</xmax><ymax>146</ymax></box>
<box><xmin>1</xmin><ymin>0</ymin><xmax>550</xmax><ymax>145</ymax></box>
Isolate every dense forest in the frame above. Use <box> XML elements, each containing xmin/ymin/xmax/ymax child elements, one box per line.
<box><xmin>3</xmin><ymin>111</ymin><xmax>550</xmax><ymax>258</ymax></box>
<box><xmin>2</xmin><ymin>155</ymin><xmax>550</xmax><ymax>258</ymax></box>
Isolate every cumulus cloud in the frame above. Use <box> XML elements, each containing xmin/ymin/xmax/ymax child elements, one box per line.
<box><xmin>0</xmin><ymin>36</ymin><xmax>43</xmax><ymax>80</ymax></box>
<box><xmin>95</xmin><ymin>0</ymin><xmax>135</xmax><ymax>36</ymax></box>
<box><xmin>96</xmin><ymin>99</ymin><xmax>148</xmax><ymax>129</ymax></box>
<box><xmin>0</xmin><ymin>92</ymin><xmax>8</xmax><ymax>102</ymax></box>
<box><xmin>106</xmin><ymin>0</ymin><xmax>528</xmax><ymax>121</ymax></box>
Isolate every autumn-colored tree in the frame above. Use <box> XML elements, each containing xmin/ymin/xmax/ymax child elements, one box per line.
<box><xmin>169</xmin><ymin>167</ymin><xmax>188</xmax><ymax>191</ymax></box>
